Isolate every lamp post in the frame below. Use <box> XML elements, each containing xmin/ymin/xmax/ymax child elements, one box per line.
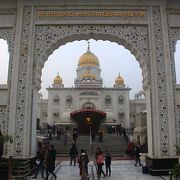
<box><xmin>89</xmin><ymin>126</ymin><xmax>92</xmax><ymax>154</ymax></box>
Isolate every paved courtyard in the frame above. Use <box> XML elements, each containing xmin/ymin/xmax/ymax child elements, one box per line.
<box><xmin>29</xmin><ymin>160</ymin><xmax>169</xmax><ymax>180</ymax></box>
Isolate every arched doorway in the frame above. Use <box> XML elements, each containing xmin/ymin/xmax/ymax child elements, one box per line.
<box><xmin>71</xmin><ymin>108</ymin><xmax>106</xmax><ymax>135</ymax></box>
<box><xmin>1</xmin><ymin>3</ymin><xmax>179</xmax><ymax>175</ymax></box>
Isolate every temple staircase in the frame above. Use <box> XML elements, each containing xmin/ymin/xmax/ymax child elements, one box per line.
<box><xmin>50</xmin><ymin>134</ymin><xmax>127</xmax><ymax>157</ymax></box>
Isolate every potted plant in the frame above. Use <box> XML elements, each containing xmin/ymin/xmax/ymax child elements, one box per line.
<box><xmin>0</xmin><ymin>132</ymin><xmax>13</xmax><ymax>159</ymax></box>
<box><xmin>172</xmin><ymin>164</ymin><xmax>180</xmax><ymax>180</ymax></box>
<box><xmin>0</xmin><ymin>134</ymin><xmax>13</xmax><ymax>145</ymax></box>
<box><xmin>171</xmin><ymin>145</ymin><xmax>180</xmax><ymax>179</ymax></box>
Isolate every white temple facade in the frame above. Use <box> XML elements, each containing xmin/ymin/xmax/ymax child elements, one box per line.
<box><xmin>38</xmin><ymin>44</ymin><xmax>131</xmax><ymax>135</ymax></box>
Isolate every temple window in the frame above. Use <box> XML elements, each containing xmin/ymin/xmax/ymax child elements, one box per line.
<box><xmin>53</xmin><ymin>95</ymin><xmax>60</xmax><ymax>104</ymax></box>
<box><xmin>118</xmin><ymin>95</ymin><xmax>124</xmax><ymax>105</ymax></box>
<box><xmin>105</xmin><ymin>95</ymin><xmax>111</xmax><ymax>107</ymax></box>
<box><xmin>66</xmin><ymin>95</ymin><xmax>73</xmax><ymax>108</ymax></box>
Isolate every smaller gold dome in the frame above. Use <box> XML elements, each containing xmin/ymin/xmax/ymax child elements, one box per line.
<box><xmin>115</xmin><ymin>73</ymin><xmax>124</xmax><ymax>85</ymax></box>
<box><xmin>78</xmin><ymin>42</ymin><xmax>99</xmax><ymax>67</ymax></box>
<box><xmin>81</xmin><ymin>70</ymin><xmax>96</xmax><ymax>79</ymax></box>
<box><xmin>53</xmin><ymin>72</ymin><xmax>62</xmax><ymax>84</ymax></box>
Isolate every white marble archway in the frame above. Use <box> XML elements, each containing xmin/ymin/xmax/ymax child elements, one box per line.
<box><xmin>0</xmin><ymin>2</ymin><xmax>180</xmax><ymax>175</ymax></box>
<box><xmin>34</xmin><ymin>25</ymin><xmax>150</xmax><ymax>91</ymax></box>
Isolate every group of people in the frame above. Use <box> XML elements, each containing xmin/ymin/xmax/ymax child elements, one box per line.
<box><xmin>32</xmin><ymin>125</ymin><xmax>143</xmax><ymax>179</ymax></box>
<box><xmin>44</xmin><ymin>124</ymin><xmax>80</xmax><ymax>147</ymax></box>
<box><xmin>95</xmin><ymin>148</ymin><xmax>112</xmax><ymax>179</ymax></box>
<box><xmin>32</xmin><ymin>145</ymin><xmax>57</xmax><ymax>180</ymax></box>
<box><xmin>69</xmin><ymin>142</ymin><xmax>89</xmax><ymax>179</ymax></box>
<box><xmin>68</xmin><ymin>141</ymin><xmax>112</xmax><ymax>179</ymax></box>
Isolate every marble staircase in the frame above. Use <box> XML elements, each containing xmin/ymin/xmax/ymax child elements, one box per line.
<box><xmin>50</xmin><ymin>134</ymin><xmax>127</xmax><ymax>157</ymax></box>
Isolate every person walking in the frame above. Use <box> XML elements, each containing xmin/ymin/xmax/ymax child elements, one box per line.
<box><xmin>44</xmin><ymin>146</ymin><xmax>57</xmax><ymax>180</ymax></box>
<box><xmin>78</xmin><ymin>149</ymin><xmax>89</xmax><ymax>179</ymax></box>
<box><xmin>72</xmin><ymin>130</ymin><xmax>78</xmax><ymax>143</ymax></box>
<box><xmin>32</xmin><ymin>150</ymin><xmax>44</xmax><ymax>178</ymax></box>
<box><xmin>105</xmin><ymin>150</ymin><xmax>111</xmax><ymax>177</ymax></box>
<box><xmin>56</xmin><ymin>128</ymin><xmax>61</xmax><ymax>140</ymax></box>
<box><xmin>98</xmin><ymin>130</ymin><xmax>103</xmax><ymax>142</ymax></box>
<box><xmin>95</xmin><ymin>147</ymin><xmax>101</xmax><ymax>174</ymax></box>
<box><xmin>64</xmin><ymin>131</ymin><xmax>68</xmax><ymax>145</ymax></box>
<box><xmin>135</xmin><ymin>145</ymin><xmax>142</xmax><ymax>166</ymax></box>
<box><xmin>96</xmin><ymin>150</ymin><xmax>106</xmax><ymax>179</ymax></box>
<box><xmin>50</xmin><ymin>145</ymin><xmax>57</xmax><ymax>170</ymax></box>
<box><xmin>69</xmin><ymin>143</ymin><xmax>78</xmax><ymax>166</ymax></box>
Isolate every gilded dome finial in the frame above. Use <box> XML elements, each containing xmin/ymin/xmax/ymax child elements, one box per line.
<box><xmin>87</xmin><ymin>41</ymin><xmax>90</xmax><ymax>52</ymax></box>
<box><xmin>78</xmin><ymin>42</ymin><xmax>99</xmax><ymax>67</ymax></box>
<box><xmin>53</xmin><ymin>72</ymin><xmax>62</xmax><ymax>84</ymax></box>
<box><xmin>115</xmin><ymin>73</ymin><xmax>124</xmax><ymax>85</ymax></box>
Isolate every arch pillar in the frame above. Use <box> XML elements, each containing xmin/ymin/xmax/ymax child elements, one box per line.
<box><xmin>145</xmin><ymin>6</ymin><xmax>178</xmax><ymax>175</ymax></box>
<box><xmin>7</xmin><ymin>6</ymin><xmax>36</xmax><ymax>158</ymax></box>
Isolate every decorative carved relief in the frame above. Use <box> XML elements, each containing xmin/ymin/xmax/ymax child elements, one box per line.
<box><xmin>34</xmin><ymin>25</ymin><xmax>150</xmax><ymax>89</ymax></box>
<box><xmin>15</xmin><ymin>7</ymin><xmax>32</xmax><ymax>156</ymax></box>
<box><xmin>170</xmin><ymin>28</ymin><xmax>180</xmax><ymax>53</ymax></box>
<box><xmin>169</xmin><ymin>27</ymin><xmax>180</xmax><ymax>86</ymax></box>
<box><xmin>169</xmin><ymin>27</ymin><xmax>180</xmax><ymax>145</ymax></box>
<box><xmin>152</xmin><ymin>7</ymin><xmax>169</xmax><ymax>155</ymax></box>
<box><xmin>0</xmin><ymin>27</ymin><xmax>15</xmax><ymax>135</ymax></box>
<box><xmin>0</xmin><ymin>27</ymin><xmax>14</xmax><ymax>52</ymax></box>
<box><xmin>176</xmin><ymin>106</ymin><xmax>180</xmax><ymax>144</ymax></box>
<box><xmin>0</xmin><ymin>106</ymin><xmax>7</xmax><ymax>134</ymax></box>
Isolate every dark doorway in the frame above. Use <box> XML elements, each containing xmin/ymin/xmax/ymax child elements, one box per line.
<box><xmin>71</xmin><ymin>109</ymin><xmax>106</xmax><ymax>135</ymax></box>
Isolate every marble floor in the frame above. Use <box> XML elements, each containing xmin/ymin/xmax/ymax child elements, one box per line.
<box><xmin>29</xmin><ymin>160</ymin><xmax>169</xmax><ymax>180</ymax></box>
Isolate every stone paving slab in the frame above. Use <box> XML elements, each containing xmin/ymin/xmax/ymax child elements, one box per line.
<box><xmin>29</xmin><ymin>160</ymin><xmax>169</xmax><ymax>180</ymax></box>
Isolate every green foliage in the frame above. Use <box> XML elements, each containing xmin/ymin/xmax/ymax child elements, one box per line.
<box><xmin>175</xmin><ymin>145</ymin><xmax>180</xmax><ymax>156</ymax></box>
<box><xmin>172</xmin><ymin>164</ymin><xmax>180</xmax><ymax>178</ymax></box>
<box><xmin>0</xmin><ymin>134</ymin><xmax>13</xmax><ymax>145</ymax></box>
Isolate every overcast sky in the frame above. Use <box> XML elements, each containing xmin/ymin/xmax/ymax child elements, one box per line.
<box><xmin>0</xmin><ymin>39</ymin><xmax>180</xmax><ymax>99</ymax></box>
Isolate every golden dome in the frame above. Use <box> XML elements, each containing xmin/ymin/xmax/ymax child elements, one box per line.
<box><xmin>53</xmin><ymin>72</ymin><xmax>62</xmax><ymax>84</ymax></box>
<box><xmin>81</xmin><ymin>70</ymin><xmax>96</xmax><ymax>79</ymax></box>
<box><xmin>115</xmin><ymin>73</ymin><xmax>124</xmax><ymax>85</ymax></box>
<box><xmin>78</xmin><ymin>42</ymin><xmax>99</xmax><ymax>67</ymax></box>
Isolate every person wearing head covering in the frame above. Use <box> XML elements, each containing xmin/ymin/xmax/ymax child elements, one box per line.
<box><xmin>78</xmin><ymin>149</ymin><xmax>89</xmax><ymax>179</ymax></box>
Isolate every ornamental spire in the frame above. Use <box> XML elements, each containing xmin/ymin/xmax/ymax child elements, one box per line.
<box><xmin>87</xmin><ymin>41</ymin><xmax>90</xmax><ymax>52</ymax></box>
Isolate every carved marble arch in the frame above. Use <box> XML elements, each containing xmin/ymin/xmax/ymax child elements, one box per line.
<box><xmin>169</xmin><ymin>27</ymin><xmax>180</xmax><ymax>144</ymax></box>
<box><xmin>0</xmin><ymin>28</ymin><xmax>14</xmax><ymax>84</ymax></box>
<box><xmin>33</xmin><ymin>25</ymin><xmax>150</xmax><ymax>91</ymax></box>
<box><xmin>0</xmin><ymin>27</ymin><xmax>14</xmax><ymax>53</ymax></box>
<box><xmin>0</xmin><ymin>27</ymin><xmax>14</xmax><ymax>134</ymax></box>
<box><xmin>170</xmin><ymin>27</ymin><xmax>180</xmax><ymax>83</ymax></box>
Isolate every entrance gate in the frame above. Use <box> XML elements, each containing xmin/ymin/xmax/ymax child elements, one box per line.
<box><xmin>71</xmin><ymin>109</ymin><xmax>106</xmax><ymax>135</ymax></box>
<box><xmin>0</xmin><ymin>0</ymin><xmax>180</xmax><ymax>174</ymax></box>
